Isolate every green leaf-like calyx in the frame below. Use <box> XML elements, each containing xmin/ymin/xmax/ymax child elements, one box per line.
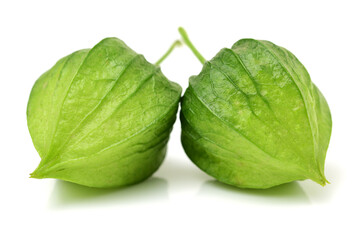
<box><xmin>180</xmin><ymin>29</ymin><xmax>332</xmax><ymax>189</ymax></box>
<box><xmin>27</xmin><ymin>38</ymin><xmax>182</xmax><ymax>188</ymax></box>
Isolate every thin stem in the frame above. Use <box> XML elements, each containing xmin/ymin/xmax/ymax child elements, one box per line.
<box><xmin>178</xmin><ymin>27</ymin><xmax>206</xmax><ymax>64</ymax></box>
<box><xmin>155</xmin><ymin>40</ymin><xmax>182</xmax><ymax>66</ymax></box>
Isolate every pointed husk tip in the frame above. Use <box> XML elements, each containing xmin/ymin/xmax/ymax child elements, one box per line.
<box><xmin>310</xmin><ymin>174</ymin><xmax>329</xmax><ymax>187</ymax></box>
<box><xmin>29</xmin><ymin>165</ymin><xmax>47</xmax><ymax>179</ymax></box>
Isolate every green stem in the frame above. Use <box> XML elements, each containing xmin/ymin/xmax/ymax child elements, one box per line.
<box><xmin>155</xmin><ymin>40</ymin><xmax>182</xmax><ymax>66</ymax></box>
<box><xmin>178</xmin><ymin>27</ymin><xmax>206</xmax><ymax>64</ymax></box>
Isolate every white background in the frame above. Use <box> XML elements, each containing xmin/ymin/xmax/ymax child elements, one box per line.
<box><xmin>0</xmin><ymin>0</ymin><xmax>359</xmax><ymax>239</ymax></box>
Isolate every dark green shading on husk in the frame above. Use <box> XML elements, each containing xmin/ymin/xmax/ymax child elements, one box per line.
<box><xmin>179</xmin><ymin>27</ymin><xmax>332</xmax><ymax>189</ymax></box>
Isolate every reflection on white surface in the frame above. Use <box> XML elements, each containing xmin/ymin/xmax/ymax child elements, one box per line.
<box><xmin>197</xmin><ymin>180</ymin><xmax>311</xmax><ymax>205</ymax></box>
<box><xmin>155</xmin><ymin>157</ymin><xmax>212</xmax><ymax>190</ymax></box>
<box><xmin>47</xmin><ymin>158</ymin><xmax>339</xmax><ymax>208</ymax></box>
<box><xmin>49</xmin><ymin>177</ymin><xmax>168</xmax><ymax>208</ymax></box>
